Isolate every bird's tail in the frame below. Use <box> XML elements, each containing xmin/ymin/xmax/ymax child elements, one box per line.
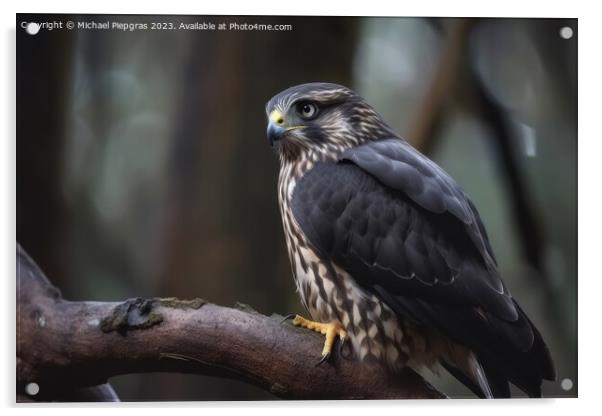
<box><xmin>469</xmin><ymin>356</ymin><xmax>494</xmax><ymax>398</ymax></box>
<box><xmin>442</xmin><ymin>352</ymin><xmax>510</xmax><ymax>399</ymax></box>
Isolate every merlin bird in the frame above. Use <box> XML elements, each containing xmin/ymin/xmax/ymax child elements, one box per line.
<box><xmin>265</xmin><ymin>82</ymin><xmax>555</xmax><ymax>398</ymax></box>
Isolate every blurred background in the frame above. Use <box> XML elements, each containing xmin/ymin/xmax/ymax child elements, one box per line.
<box><xmin>16</xmin><ymin>15</ymin><xmax>577</xmax><ymax>400</ymax></box>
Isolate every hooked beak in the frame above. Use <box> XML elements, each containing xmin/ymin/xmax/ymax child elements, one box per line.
<box><xmin>266</xmin><ymin>109</ymin><xmax>305</xmax><ymax>147</ymax></box>
<box><xmin>267</xmin><ymin>121</ymin><xmax>286</xmax><ymax>147</ymax></box>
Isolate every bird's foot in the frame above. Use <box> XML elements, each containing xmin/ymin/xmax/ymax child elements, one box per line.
<box><xmin>285</xmin><ymin>314</ymin><xmax>347</xmax><ymax>365</ymax></box>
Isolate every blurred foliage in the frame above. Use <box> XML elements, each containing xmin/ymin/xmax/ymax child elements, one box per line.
<box><xmin>17</xmin><ymin>15</ymin><xmax>576</xmax><ymax>400</ymax></box>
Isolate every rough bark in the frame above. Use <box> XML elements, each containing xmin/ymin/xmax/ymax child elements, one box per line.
<box><xmin>16</xmin><ymin>243</ymin><xmax>445</xmax><ymax>402</ymax></box>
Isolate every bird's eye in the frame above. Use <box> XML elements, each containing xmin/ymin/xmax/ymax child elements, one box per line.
<box><xmin>296</xmin><ymin>102</ymin><xmax>318</xmax><ymax>120</ymax></box>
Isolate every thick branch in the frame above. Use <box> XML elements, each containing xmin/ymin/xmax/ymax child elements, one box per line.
<box><xmin>16</xmin><ymin>244</ymin><xmax>445</xmax><ymax>401</ymax></box>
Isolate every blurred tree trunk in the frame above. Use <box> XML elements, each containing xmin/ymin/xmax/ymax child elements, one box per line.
<box><xmin>16</xmin><ymin>24</ymin><xmax>74</xmax><ymax>285</ymax></box>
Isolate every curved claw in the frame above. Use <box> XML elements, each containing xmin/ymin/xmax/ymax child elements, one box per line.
<box><xmin>316</xmin><ymin>336</ymin><xmax>349</xmax><ymax>365</ymax></box>
<box><xmin>316</xmin><ymin>352</ymin><xmax>331</xmax><ymax>367</ymax></box>
<box><xmin>280</xmin><ymin>313</ymin><xmax>297</xmax><ymax>324</ymax></box>
<box><xmin>337</xmin><ymin>336</ymin><xmax>350</xmax><ymax>359</ymax></box>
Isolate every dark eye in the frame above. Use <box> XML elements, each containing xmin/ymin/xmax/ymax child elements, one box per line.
<box><xmin>296</xmin><ymin>102</ymin><xmax>318</xmax><ymax>120</ymax></box>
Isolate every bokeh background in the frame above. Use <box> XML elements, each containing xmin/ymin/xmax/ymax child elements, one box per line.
<box><xmin>16</xmin><ymin>15</ymin><xmax>577</xmax><ymax>400</ymax></box>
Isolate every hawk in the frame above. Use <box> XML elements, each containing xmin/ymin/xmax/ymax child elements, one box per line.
<box><xmin>265</xmin><ymin>82</ymin><xmax>555</xmax><ymax>398</ymax></box>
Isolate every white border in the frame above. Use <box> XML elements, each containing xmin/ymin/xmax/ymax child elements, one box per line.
<box><xmin>2</xmin><ymin>1</ymin><xmax>598</xmax><ymax>415</ymax></box>
<box><xmin>4</xmin><ymin>0</ymin><xmax>582</xmax><ymax>17</ymax></box>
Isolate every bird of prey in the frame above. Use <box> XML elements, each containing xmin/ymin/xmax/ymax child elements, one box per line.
<box><xmin>265</xmin><ymin>82</ymin><xmax>555</xmax><ymax>398</ymax></box>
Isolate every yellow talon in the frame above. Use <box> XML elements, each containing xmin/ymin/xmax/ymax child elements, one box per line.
<box><xmin>291</xmin><ymin>315</ymin><xmax>347</xmax><ymax>359</ymax></box>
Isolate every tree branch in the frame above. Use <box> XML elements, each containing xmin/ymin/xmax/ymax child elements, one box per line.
<box><xmin>16</xmin><ymin>243</ymin><xmax>445</xmax><ymax>401</ymax></box>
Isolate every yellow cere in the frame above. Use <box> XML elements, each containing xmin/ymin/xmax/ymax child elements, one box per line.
<box><xmin>270</xmin><ymin>110</ymin><xmax>284</xmax><ymax>125</ymax></box>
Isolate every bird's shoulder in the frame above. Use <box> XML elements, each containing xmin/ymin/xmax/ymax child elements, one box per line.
<box><xmin>341</xmin><ymin>138</ymin><xmax>498</xmax><ymax>263</ymax></box>
<box><xmin>294</xmin><ymin>138</ymin><xmax>496</xmax><ymax>267</ymax></box>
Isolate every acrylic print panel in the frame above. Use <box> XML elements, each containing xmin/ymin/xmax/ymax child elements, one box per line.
<box><xmin>16</xmin><ymin>14</ymin><xmax>577</xmax><ymax>401</ymax></box>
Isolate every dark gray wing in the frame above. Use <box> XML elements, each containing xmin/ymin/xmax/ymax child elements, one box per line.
<box><xmin>340</xmin><ymin>138</ymin><xmax>498</xmax><ymax>267</ymax></box>
<box><xmin>291</xmin><ymin>138</ymin><xmax>555</xmax><ymax>396</ymax></box>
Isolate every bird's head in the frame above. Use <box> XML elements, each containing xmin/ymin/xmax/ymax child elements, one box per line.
<box><xmin>265</xmin><ymin>82</ymin><xmax>394</xmax><ymax>162</ymax></box>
